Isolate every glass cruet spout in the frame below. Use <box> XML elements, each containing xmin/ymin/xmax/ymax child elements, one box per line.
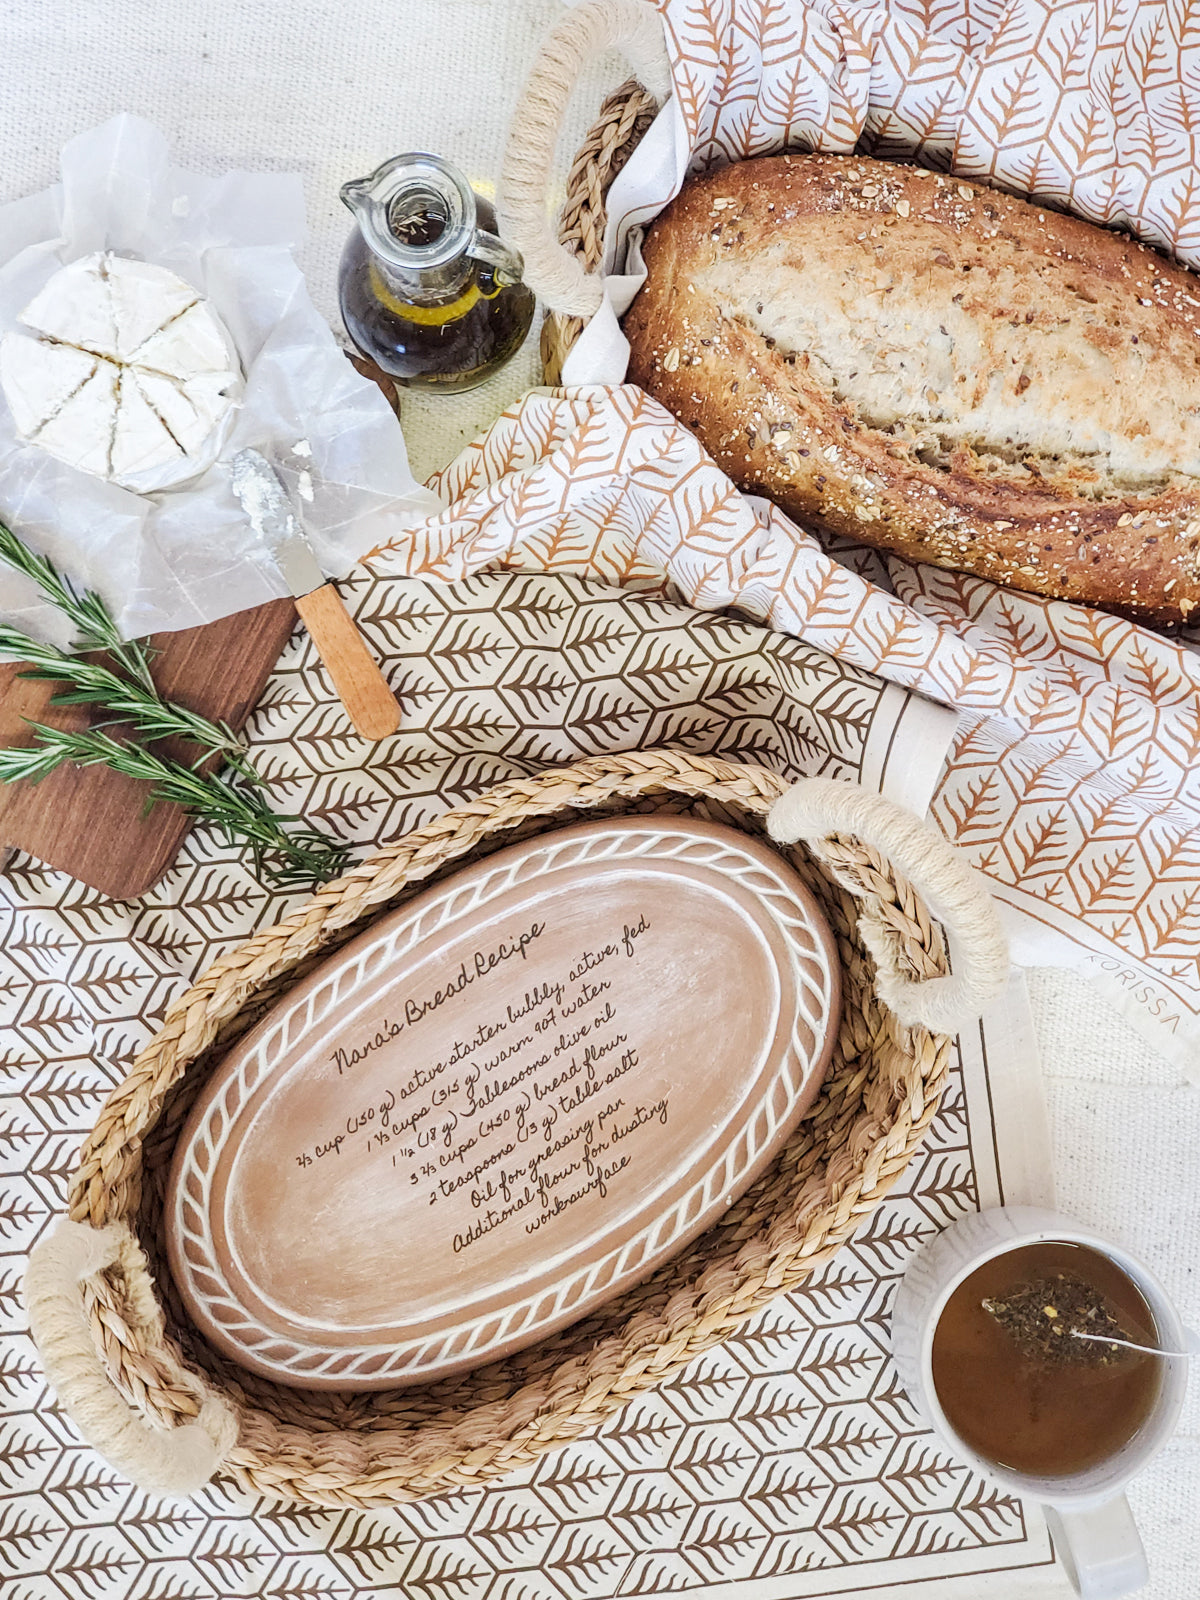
<box><xmin>337</xmin><ymin>152</ymin><xmax>535</xmax><ymax>393</ymax></box>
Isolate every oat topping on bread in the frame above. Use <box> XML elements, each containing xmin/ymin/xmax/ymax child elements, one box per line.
<box><xmin>624</xmin><ymin>153</ymin><xmax>1200</xmax><ymax>628</ymax></box>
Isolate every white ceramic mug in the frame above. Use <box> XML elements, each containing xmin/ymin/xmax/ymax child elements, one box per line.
<box><xmin>892</xmin><ymin>1206</ymin><xmax>1193</xmax><ymax>1600</ymax></box>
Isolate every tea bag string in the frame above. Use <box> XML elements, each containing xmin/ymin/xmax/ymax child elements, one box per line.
<box><xmin>1069</xmin><ymin>1330</ymin><xmax>1195</xmax><ymax>1359</ymax></box>
<box><xmin>980</xmin><ymin>1281</ymin><xmax>1193</xmax><ymax>1367</ymax></box>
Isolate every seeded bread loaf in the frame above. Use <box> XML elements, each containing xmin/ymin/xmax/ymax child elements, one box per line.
<box><xmin>624</xmin><ymin>153</ymin><xmax>1200</xmax><ymax>628</ymax></box>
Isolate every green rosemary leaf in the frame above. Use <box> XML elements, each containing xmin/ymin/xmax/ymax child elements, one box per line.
<box><xmin>0</xmin><ymin>622</ymin><xmax>254</xmax><ymax>774</ymax></box>
<box><xmin>0</xmin><ymin>740</ymin><xmax>61</xmax><ymax>784</ymax></box>
<box><xmin>0</xmin><ymin>722</ymin><xmax>349</xmax><ymax>888</ymax></box>
<box><xmin>0</xmin><ymin>518</ymin><xmax>158</xmax><ymax>691</ymax></box>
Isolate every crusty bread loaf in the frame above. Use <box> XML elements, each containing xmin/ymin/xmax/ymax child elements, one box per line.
<box><xmin>624</xmin><ymin>152</ymin><xmax>1200</xmax><ymax>628</ymax></box>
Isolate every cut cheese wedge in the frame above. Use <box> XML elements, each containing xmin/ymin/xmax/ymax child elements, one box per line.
<box><xmin>133</xmin><ymin>301</ymin><xmax>237</xmax><ymax>377</ymax></box>
<box><xmin>20</xmin><ymin>255</ymin><xmax>118</xmax><ymax>359</ymax></box>
<box><xmin>0</xmin><ymin>333</ymin><xmax>96</xmax><ymax>438</ymax></box>
<box><xmin>132</xmin><ymin>371</ymin><xmax>198</xmax><ymax>453</ymax></box>
<box><xmin>106</xmin><ymin>257</ymin><xmax>199</xmax><ymax>360</ymax></box>
<box><xmin>35</xmin><ymin>363</ymin><xmax>121</xmax><ymax>480</ymax></box>
<box><xmin>111</xmin><ymin>372</ymin><xmax>184</xmax><ymax>482</ymax></box>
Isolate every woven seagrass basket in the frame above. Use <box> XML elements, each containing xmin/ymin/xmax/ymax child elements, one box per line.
<box><xmin>538</xmin><ymin>73</ymin><xmax>658</xmax><ymax>384</ymax></box>
<box><xmin>28</xmin><ymin>749</ymin><xmax>1006</xmax><ymax>1508</ymax></box>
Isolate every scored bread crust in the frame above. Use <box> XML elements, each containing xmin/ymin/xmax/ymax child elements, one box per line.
<box><xmin>624</xmin><ymin>152</ymin><xmax>1200</xmax><ymax>628</ymax></box>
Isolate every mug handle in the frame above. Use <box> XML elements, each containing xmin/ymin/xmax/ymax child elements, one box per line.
<box><xmin>1042</xmin><ymin>1497</ymin><xmax>1149</xmax><ymax>1599</ymax></box>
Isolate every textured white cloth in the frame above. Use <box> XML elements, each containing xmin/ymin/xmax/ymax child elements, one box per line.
<box><xmin>0</xmin><ymin>0</ymin><xmax>1195</xmax><ymax>1592</ymax></box>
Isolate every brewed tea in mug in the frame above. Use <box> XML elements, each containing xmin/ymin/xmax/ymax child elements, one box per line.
<box><xmin>931</xmin><ymin>1239</ymin><xmax>1161</xmax><ymax>1478</ymax></box>
<box><xmin>892</xmin><ymin>1206</ymin><xmax>1192</xmax><ymax>1599</ymax></box>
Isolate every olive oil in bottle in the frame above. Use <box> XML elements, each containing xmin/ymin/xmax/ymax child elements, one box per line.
<box><xmin>339</xmin><ymin>153</ymin><xmax>534</xmax><ymax>394</ymax></box>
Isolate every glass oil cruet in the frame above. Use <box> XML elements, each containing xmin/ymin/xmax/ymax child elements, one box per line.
<box><xmin>338</xmin><ymin>152</ymin><xmax>535</xmax><ymax>393</ymax></box>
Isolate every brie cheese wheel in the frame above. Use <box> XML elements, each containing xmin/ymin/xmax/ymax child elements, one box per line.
<box><xmin>0</xmin><ymin>251</ymin><xmax>241</xmax><ymax>491</ymax></box>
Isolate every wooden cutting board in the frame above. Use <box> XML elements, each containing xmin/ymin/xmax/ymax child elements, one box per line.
<box><xmin>0</xmin><ymin>599</ymin><xmax>297</xmax><ymax>899</ymax></box>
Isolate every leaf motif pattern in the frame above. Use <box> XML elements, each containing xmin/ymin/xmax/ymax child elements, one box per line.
<box><xmin>0</xmin><ymin>7</ymin><xmax>1117</xmax><ymax>1587</ymax></box>
<box><xmin>379</xmin><ymin>368</ymin><xmax>1200</xmax><ymax>1063</ymax></box>
<box><xmin>0</xmin><ymin>994</ymin><xmax>1042</xmax><ymax>1594</ymax></box>
<box><xmin>371</xmin><ymin>0</ymin><xmax>1200</xmax><ymax>1067</ymax></box>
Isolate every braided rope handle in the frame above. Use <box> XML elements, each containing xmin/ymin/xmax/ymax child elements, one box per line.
<box><xmin>24</xmin><ymin>1220</ymin><xmax>238</xmax><ymax>1498</ymax></box>
<box><xmin>501</xmin><ymin>0</ymin><xmax>671</xmax><ymax>316</ymax></box>
<box><xmin>770</xmin><ymin>778</ymin><xmax>1010</xmax><ymax>1034</ymax></box>
<box><xmin>540</xmin><ymin>77</ymin><xmax>659</xmax><ymax>383</ymax></box>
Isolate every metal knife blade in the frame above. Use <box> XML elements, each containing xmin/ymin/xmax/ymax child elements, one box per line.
<box><xmin>230</xmin><ymin>447</ymin><xmax>325</xmax><ymax>598</ymax></box>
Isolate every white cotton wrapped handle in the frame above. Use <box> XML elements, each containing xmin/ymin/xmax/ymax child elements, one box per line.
<box><xmin>501</xmin><ymin>0</ymin><xmax>672</xmax><ymax>316</ymax></box>
<box><xmin>23</xmin><ymin>1219</ymin><xmax>237</xmax><ymax>1499</ymax></box>
<box><xmin>768</xmin><ymin>778</ymin><xmax>1010</xmax><ymax>1036</ymax></box>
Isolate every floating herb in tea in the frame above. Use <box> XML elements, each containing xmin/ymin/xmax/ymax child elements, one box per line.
<box><xmin>982</xmin><ymin>1271</ymin><xmax>1134</xmax><ymax>1367</ymax></box>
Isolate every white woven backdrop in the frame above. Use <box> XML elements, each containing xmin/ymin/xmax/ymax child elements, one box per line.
<box><xmin>0</xmin><ymin>0</ymin><xmax>1195</xmax><ymax>1592</ymax></box>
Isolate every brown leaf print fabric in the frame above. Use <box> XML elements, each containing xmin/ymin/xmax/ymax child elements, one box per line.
<box><xmin>664</xmin><ymin>0</ymin><xmax>1200</xmax><ymax>270</ymax></box>
<box><xmin>0</xmin><ymin>561</ymin><xmax>1049</xmax><ymax>1588</ymax></box>
<box><xmin>523</xmin><ymin>0</ymin><xmax>1200</xmax><ymax>1066</ymax></box>
<box><xmin>370</xmin><ymin>379</ymin><xmax>1200</xmax><ymax>1070</ymax></box>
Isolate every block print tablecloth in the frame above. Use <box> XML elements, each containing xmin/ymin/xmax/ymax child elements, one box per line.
<box><xmin>2</xmin><ymin>568</ymin><xmax>1066</xmax><ymax>1598</ymax></box>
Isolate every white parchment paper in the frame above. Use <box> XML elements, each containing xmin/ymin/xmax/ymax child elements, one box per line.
<box><xmin>0</xmin><ymin>115</ymin><xmax>440</xmax><ymax>643</ymax></box>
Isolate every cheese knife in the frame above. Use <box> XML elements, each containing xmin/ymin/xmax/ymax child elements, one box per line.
<box><xmin>230</xmin><ymin>449</ymin><xmax>400</xmax><ymax>741</ymax></box>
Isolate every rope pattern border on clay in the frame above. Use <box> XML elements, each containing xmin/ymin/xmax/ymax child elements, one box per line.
<box><xmin>169</xmin><ymin>823</ymin><xmax>839</xmax><ymax>1385</ymax></box>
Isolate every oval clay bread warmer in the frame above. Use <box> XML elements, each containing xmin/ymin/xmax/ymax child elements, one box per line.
<box><xmin>166</xmin><ymin>816</ymin><xmax>841</xmax><ymax>1390</ymax></box>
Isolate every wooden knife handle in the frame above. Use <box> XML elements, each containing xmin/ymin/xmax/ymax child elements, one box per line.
<box><xmin>294</xmin><ymin>583</ymin><xmax>400</xmax><ymax>740</ymax></box>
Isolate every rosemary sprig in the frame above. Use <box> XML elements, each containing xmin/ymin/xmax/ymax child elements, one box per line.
<box><xmin>0</xmin><ymin>723</ymin><xmax>350</xmax><ymax>889</ymax></box>
<box><xmin>0</xmin><ymin>519</ymin><xmax>159</xmax><ymax>694</ymax></box>
<box><xmin>0</xmin><ymin>623</ymin><xmax>254</xmax><ymax>777</ymax></box>
<box><xmin>0</xmin><ymin>519</ymin><xmax>351</xmax><ymax>888</ymax></box>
